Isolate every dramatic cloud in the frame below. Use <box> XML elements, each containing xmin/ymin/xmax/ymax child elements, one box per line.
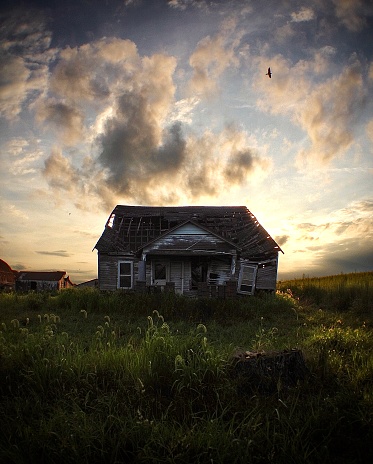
<box><xmin>38</xmin><ymin>32</ymin><xmax>270</xmax><ymax>208</ymax></box>
<box><xmin>2</xmin><ymin>0</ymin><xmax>372</xmax><ymax>282</ymax></box>
<box><xmin>98</xmin><ymin>94</ymin><xmax>187</xmax><ymax>195</ymax></box>
<box><xmin>97</xmin><ymin>96</ymin><xmax>269</xmax><ymax>204</ymax></box>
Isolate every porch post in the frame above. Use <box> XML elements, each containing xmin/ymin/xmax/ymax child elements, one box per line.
<box><xmin>230</xmin><ymin>253</ymin><xmax>237</xmax><ymax>279</ymax></box>
<box><xmin>138</xmin><ymin>253</ymin><xmax>146</xmax><ymax>281</ymax></box>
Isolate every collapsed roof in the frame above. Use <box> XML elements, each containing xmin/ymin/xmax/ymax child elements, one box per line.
<box><xmin>94</xmin><ymin>205</ymin><xmax>283</xmax><ymax>260</ymax></box>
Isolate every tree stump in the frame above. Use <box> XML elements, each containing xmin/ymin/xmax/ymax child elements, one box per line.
<box><xmin>231</xmin><ymin>348</ymin><xmax>309</xmax><ymax>394</ymax></box>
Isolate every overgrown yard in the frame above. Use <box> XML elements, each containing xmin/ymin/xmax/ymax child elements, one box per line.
<box><xmin>0</xmin><ymin>272</ymin><xmax>372</xmax><ymax>463</ymax></box>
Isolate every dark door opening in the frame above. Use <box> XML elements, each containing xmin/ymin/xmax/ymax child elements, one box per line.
<box><xmin>191</xmin><ymin>257</ymin><xmax>208</xmax><ymax>289</ymax></box>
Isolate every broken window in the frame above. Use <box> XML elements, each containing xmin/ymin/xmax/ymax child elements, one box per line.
<box><xmin>118</xmin><ymin>261</ymin><xmax>133</xmax><ymax>289</ymax></box>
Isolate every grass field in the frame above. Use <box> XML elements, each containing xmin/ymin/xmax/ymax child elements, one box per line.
<box><xmin>0</xmin><ymin>272</ymin><xmax>372</xmax><ymax>463</ymax></box>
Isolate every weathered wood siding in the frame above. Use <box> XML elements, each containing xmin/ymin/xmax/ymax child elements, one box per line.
<box><xmin>169</xmin><ymin>261</ymin><xmax>181</xmax><ymax>294</ymax></box>
<box><xmin>98</xmin><ymin>253</ymin><xmax>137</xmax><ymax>291</ymax></box>
<box><xmin>208</xmin><ymin>257</ymin><xmax>232</xmax><ymax>285</ymax></box>
<box><xmin>255</xmin><ymin>259</ymin><xmax>278</xmax><ymax>291</ymax></box>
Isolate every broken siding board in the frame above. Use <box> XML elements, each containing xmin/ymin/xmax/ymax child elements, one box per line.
<box><xmin>208</xmin><ymin>258</ymin><xmax>232</xmax><ymax>285</ymax></box>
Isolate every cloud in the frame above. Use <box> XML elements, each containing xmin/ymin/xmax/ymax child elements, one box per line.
<box><xmin>97</xmin><ymin>97</ymin><xmax>269</xmax><ymax>204</ymax></box>
<box><xmin>168</xmin><ymin>97</ymin><xmax>200</xmax><ymax>124</ymax></box>
<box><xmin>187</xmin><ymin>19</ymin><xmax>240</xmax><ymax>98</ymax></box>
<box><xmin>3</xmin><ymin>138</ymin><xmax>29</xmax><ymax>156</ymax></box>
<box><xmin>286</xmin><ymin>198</ymin><xmax>373</xmax><ymax>276</ymax></box>
<box><xmin>43</xmin><ymin>147</ymin><xmax>81</xmax><ymax>191</ymax></box>
<box><xmin>49</xmin><ymin>38</ymin><xmax>139</xmax><ymax>103</ymax></box>
<box><xmin>38</xmin><ymin>30</ymin><xmax>270</xmax><ymax>209</ymax></box>
<box><xmin>0</xmin><ymin>55</ymin><xmax>30</xmax><ymax>119</ymax></box>
<box><xmin>168</xmin><ymin>0</ymin><xmax>209</xmax><ymax>11</ymax></box>
<box><xmin>332</xmin><ymin>0</ymin><xmax>368</xmax><ymax>32</ymax></box>
<box><xmin>0</xmin><ymin>7</ymin><xmax>53</xmax><ymax>119</ymax></box>
<box><xmin>291</xmin><ymin>7</ymin><xmax>315</xmax><ymax>22</ymax></box>
<box><xmin>310</xmin><ymin>238</ymin><xmax>373</xmax><ymax>275</ymax></box>
<box><xmin>366</xmin><ymin>119</ymin><xmax>373</xmax><ymax>143</ymax></box>
<box><xmin>36</xmin><ymin>250</ymin><xmax>71</xmax><ymax>257</ymax></box>
<box><xmin>296</xmin><ymin>61</ymin><xmax>365</xmax><ymax>167</ymax></box>
<box><xmin>36</xmin><ymin>100</ymin><xmax>85</xmax><ymax>146</ymax></box>
<box><xmin>254</xmin><ymin>53</ymin><xmax>366</xmax><ymax>168</ymax></box>
<box><xmin>275</xmin><ymin>235</ymin><xmax>290</xmax><ymax>246</ymax></box>
<box><xmin>8</xmin><ymin>204</ymin><xmax>29</xmax><ymax>220</ymax></box>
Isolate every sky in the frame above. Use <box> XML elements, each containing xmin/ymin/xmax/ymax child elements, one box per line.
<box><xmin>1</xmin><ymin>0</ymin><xmax>373</xmax><ymax>283</ymax></box>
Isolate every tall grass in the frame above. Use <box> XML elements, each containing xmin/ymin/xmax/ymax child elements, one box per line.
<box><xmin>0</xmin><ymin>280</ymin><xmax>372</xmax><ymax>463</ymax></box>
<box><xmin>277</xmin><ymin>271</ymin><xmax>373</xmax><ymax>314</ymax></box>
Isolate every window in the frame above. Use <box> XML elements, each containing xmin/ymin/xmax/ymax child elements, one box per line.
<box><xmin>118</xmin><ymin>261</ymin><xmax>133</xmax><ymax>289</ymax></box>
<box><xmin>237</xmin><ymin>264</ymin><xmax>257</xmax><ymax>295</ymax></box>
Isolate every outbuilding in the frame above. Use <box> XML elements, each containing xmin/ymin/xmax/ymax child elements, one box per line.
<box><xmin>16</xmin><ymin>271</ymin><xmax>74</xmax><ymax>291</ymax></box>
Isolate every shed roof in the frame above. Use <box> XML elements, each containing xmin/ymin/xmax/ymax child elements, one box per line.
<box><xmin>17</xmin><ymin>271</ymin><xmax>66</xmax><ymax>282</ymax></box>
<box><xmin>95</xmin><ymin>205</ymin><xmax>283</xmax><ymax>259</ymax></box>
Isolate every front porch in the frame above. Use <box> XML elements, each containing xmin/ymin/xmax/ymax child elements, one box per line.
<box><xmin>134</xmin><ymin>279</ymin><xmax>238</xmax><ymax>298</ymax></box>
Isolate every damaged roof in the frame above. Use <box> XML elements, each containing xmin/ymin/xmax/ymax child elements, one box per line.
<box><xmin>94</xmin><ymin>205</ymin><xmax>283</xmax><ymax>260</ymax></box>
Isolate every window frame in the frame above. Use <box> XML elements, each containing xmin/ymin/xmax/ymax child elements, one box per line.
<box><xmin>117</xmin><ymin>260</ymin><xmax>133</xmax><ymax>289</ymax></box>
<box><xmin>237</xmin><ymin>263</ymin><xmax>257</xmax><ymax>295</ymax></box>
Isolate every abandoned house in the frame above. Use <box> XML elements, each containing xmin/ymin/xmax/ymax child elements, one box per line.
<box><xmin>16</xmin><ymin>271</ymin><xmax>75</xmax><ymax>292</ymax></box>
<box><xmin>94</xmin><ymin>205</ymin><xmax>283</xmax><ymax>297</ymax></box>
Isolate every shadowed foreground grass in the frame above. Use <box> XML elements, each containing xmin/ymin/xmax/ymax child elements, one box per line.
<box><xmin>0</xmin><ymin>277</ymin><xmax>372</xmax><ymax>463</ymax></box>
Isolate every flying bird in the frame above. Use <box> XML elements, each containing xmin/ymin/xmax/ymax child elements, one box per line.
<box><xmin>266</xmin><ymin>67</ymin><xmax>272</xmax><ymax>78</ymax></box>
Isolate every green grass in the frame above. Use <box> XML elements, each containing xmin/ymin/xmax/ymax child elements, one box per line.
<box><xmin>0</xmin><ymin>277</ymin><xmax>372</xmax><ymax>463</ymax></box>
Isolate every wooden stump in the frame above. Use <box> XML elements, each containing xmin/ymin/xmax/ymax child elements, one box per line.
<box><xmin>231</xmin><ymin>348</ymin><xmax>309</xmax><ymax>394</ymax></box>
